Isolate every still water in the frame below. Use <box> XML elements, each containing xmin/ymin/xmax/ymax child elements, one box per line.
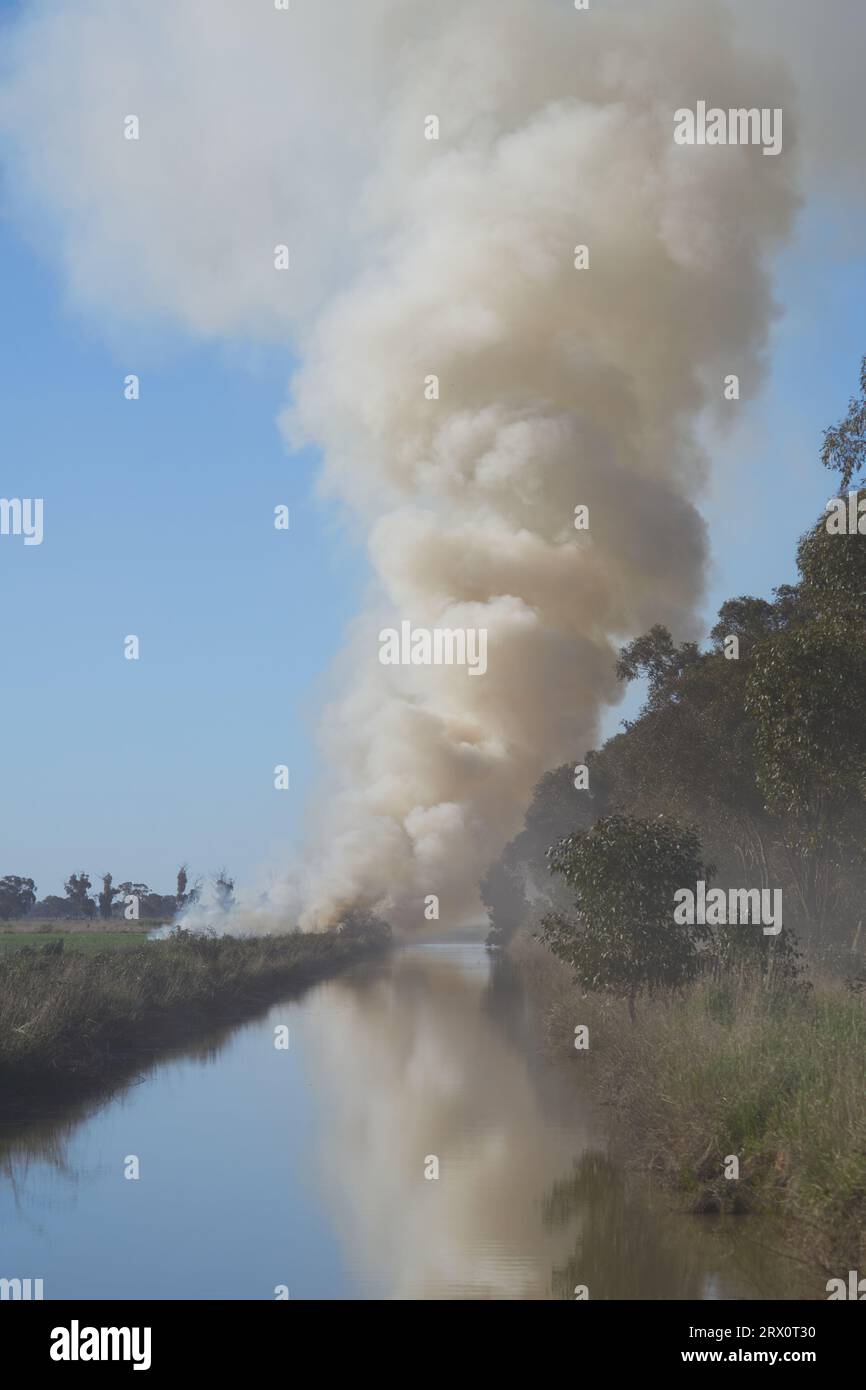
<box><xmin>0</xmin><ymin>942</ymin><xmax>815</xmax><ymax>1300</ymax></box>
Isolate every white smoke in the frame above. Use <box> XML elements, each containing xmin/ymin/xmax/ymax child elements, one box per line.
<box><xmin>3</xmin><ymin>0</ymin><xmax>855</xmax><ymax>931</ymax></box>
<box><xmin>281</xmin><ymin>0</ymin><xmax>800</xmax><ymax>928</ymax></box>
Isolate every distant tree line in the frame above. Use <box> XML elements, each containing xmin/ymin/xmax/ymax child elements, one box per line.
<box><xmin>483</xmin><ymin>356</ymin><xmax>866</xmax><ymax>986</ymax></box>
<box><xmin>0</xmin><ymin>864</ymin><xmax>217</xmax><ymax>923</ymax></box>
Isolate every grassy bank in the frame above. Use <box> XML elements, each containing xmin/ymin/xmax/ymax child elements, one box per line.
<box><xmin>510</xmin><ymin>933</ymin><xmax>866</xmax><ymax>1273</ymax></box>
<box><xmin>0</xmin><ymin>927</ymin><xmax>389</xmax><ymax>1120</ymax></box>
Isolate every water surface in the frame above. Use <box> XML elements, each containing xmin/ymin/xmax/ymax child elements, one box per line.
<box><xmin>0</xmin><ymin>942</ymin><xmax>816</xmax><ymax>1299</ymax></box>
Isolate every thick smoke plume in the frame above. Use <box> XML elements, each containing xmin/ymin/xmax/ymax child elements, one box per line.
<box><xmin>0</xmin><ymin>1</ymin><xmax>808</xmax><ymax>929</ymax></box>
<box><xmin>285</xmin><ymin>0</ymin><xmax>799</xmax><ymax>928</ymax></box>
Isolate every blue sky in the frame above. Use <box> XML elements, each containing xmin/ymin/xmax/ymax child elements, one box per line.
<box><xmin>0</xmin><ymin>217</ymin><xmax>368</xmax><ymax>899</ymax></box>
<box><xmin>0</xmin><ymin>6</ymin><xmax>864</xmax><ymax>901</ymax></box>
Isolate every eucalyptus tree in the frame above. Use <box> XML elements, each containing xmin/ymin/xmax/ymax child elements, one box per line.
<box><xmin>0</xmin><ymin>875</ymin><xmax>36</xmax><ymax>921</ymax></box>
<box><xmin>539</xmin><ymin>813</ymin><xmax>711</xmax><ymax>1020</ymax></box>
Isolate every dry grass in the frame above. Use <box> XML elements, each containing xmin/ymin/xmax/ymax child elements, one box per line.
<box><xmin>514</xmin><ymin>932</ymin><xmax>866</xmax><ymax>1270</ymax></box>
<box><xmin>0</xmin><ymin>927</ymin><xmax>388</xmax><ymax>1119</ymax></box>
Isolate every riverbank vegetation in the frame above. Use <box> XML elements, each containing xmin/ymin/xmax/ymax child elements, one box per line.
<box><xmin>514</xmin><ymin>931</ymin><xmax>865</xmax><ymax>1272</ymax></box>
<box><xmin>486</xmin><ymin>359</ymin><xmax>866</xmax><ymax>1274</ymax></box>
<box><xmin>0</xmin><ymin>918</ymin><xmax>391</xmax><ymax>1121</ymax></box>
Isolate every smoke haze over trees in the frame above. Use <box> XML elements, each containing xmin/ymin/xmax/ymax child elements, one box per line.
<box><xmin>484</xmin><ymin>359</ymin><xmax>866</xmax><ymax>965</ymax></box>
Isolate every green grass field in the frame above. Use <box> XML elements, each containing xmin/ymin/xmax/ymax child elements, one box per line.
<box><xmin>0</xmin><ymin>918</ymin><xmax>157</xmax><ymax>932</ymax></box>
<box><xmin>0</xmin><ymin>931</ymin><xmax>155</xmax><ymax>954</ymax></box>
